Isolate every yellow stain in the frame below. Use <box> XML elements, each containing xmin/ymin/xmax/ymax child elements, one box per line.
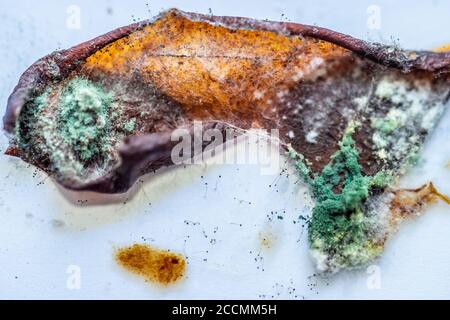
<box><xmin>433</xmin><ymin>44</ymin><xmax>450</xmax><ymax>52</ymax></box>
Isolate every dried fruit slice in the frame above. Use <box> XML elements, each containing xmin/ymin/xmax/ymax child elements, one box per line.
<box><xmin>3</xmin><ymin>9</ymin><xmax>450</xmax><ymax>272</ymax></box>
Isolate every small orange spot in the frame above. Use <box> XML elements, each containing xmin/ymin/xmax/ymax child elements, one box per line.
<box><xmin>434</xmin><ymin>44</ymin><xmax>450</xmax><ymax>52</ymax></box>
<box><xmin>115</xmin><ymin>244</ymin><xmax>186</xmax><ymax>286</ymax></box>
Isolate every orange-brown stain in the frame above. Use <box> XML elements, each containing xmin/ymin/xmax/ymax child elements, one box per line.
<box><xmin>82</xmin><ymin>10</ymin><xmax>349</xmax><ymax>126</ymax></box>
<box><xmin>390</xmin><ymin>182</ymin><xmax>450</xmax><ymax>227</ymax></box>
<box><xmin>115</xmin><ymin>244</ymin><xmax>186</xmax><ymax>286</ymax></box>
<box><xmin>434</xmin><ymin>44</ymin><xmax>450</xmax><ymax>52</ymax></box>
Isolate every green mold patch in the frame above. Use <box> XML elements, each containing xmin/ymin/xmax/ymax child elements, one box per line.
<box><xmin>289</xmin><ymin>121</ymin><xmax>392</xmax><ymax>272</ymax></box>
<box><xmin>14</xmin><ymin>74</ymin><xmax>184</xmax><ymax>186</ymax></box>
<box><xmin>369</xmin><ymin>77</ymin><xmax>446</xmax><ymax>166</ymax></box>
<box><xmin>123</xmin><ymin>118</ymin><xmax>137</xmax><ymax>133</ymax></box>
<box><xmin>15</xmin><ymin>77</ymin><xmax>123</xmax><ymax>182</ymax></box>
<box><xmin>58</xmin><ymin>78</ymin><xmax>113</xmax><ymax>162</ymax></box>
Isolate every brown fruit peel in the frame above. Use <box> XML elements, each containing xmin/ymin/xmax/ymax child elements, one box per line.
<box><xmin>4</xmin><ymin>9</ymin><xmax>450</xmax><ymax>193</ymax></box>
<box><xmin>4</xmin><ymin>8</ymin><xmax>450</xmax><ymax>274</ymax></box>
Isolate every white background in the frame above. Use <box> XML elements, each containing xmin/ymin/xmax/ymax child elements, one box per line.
<box><xmin>1</xmin><ymin>0</ymin><xmax>450</xmax><ymax>299</ymax></box>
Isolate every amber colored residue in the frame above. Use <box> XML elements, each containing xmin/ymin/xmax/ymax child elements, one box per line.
<box><xmin>259</xmin><ymin>231</ymin><xmax>277</xmax><ymax>249</ymax></box>
<box><xmin>434</xmin><ymin>44</ymin><xmax>450</xmax><ymax>52</ymax></box>
<box><xmin>115</xmin><ymin>244</ymin><xmax>186</xmax><ymax>285</ymax></box>
<box><xmin>390</xmin><ymin>182</ymin><xmax>450</xmax><ymax>227</ymax></box>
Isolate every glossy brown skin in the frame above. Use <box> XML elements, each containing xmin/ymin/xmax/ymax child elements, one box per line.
<box><xmin>3</xmin><ymin>9</ymin><xmax>450</xmax><ymax>193</ymax></box>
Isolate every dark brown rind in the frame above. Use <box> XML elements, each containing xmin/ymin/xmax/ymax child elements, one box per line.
<box><xmin>4</xmin><ymin>9</ymin><xmax>450</xmax><ymax>194</ymax></box>
<box><xmin>183</xmin><ymin>10</ymin><xmax>450</xmax><ymax>73</ymax></box>
<box><xmin>65</xmin><ymin>122</ymin><xmax>230</xmax><ymax>193</ymax></box>
<box><xmin>6</xmin><ymin>9</ymin><xmax>450</xmax><ymax>135</ymax></box>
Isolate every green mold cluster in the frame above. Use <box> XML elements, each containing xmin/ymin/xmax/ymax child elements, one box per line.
<box><xmin>123</xmin><ymin>118</ymin><xmax>137</xmax><ymax>133</ymax></box>
<box><xmin>16</xmin><ymin>89</ymin><xmax>56</xmax><ymax>158</ymax></box>
<box><xmin>16</xmin><ymin>77</ymin><xmax>120</xmax><ymax>181</ymax></box>
<box><xmin>370</xmin><ymin>109</ymin><xmax>405</xmax><ymax>150</ymax></box>
<box><xmin>371</xmin><ymin>117</ymin><xmax>397</xmax><ymax>135</ymax></box>
<box><xmin>58</xmin><ymin>78</ymin><xmax>113</xmax><ymax>162</ymax></box>
<box><xmin>289</xmin><ymin>122</ymin><xmax>392</xmax><ymax>272</ymax></box>
<box><xmin>370</xmin><ymin>107</ymin><xmax>423</xmax><ymax>172</ymax></box>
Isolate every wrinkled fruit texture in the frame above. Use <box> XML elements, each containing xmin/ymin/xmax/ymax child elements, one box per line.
<box><xmin>9</xmin><ymin>10</ymin><xmax>450</xmax><ymax>272</ymax></box>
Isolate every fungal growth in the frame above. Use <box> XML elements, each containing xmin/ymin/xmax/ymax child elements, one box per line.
<box><xmin>58</xmin><ymin>78</ymin><xmax>112</xmax><ymax>162</ymax></box>
<box><xmin>16</xmin><ymin>78</ymin><xmax>119</xmax><ymax>184</ymax></box>
<box><xmin>289</xmin><ymin>122</ymin><xmax>392</xmax><ymax>271</ymax></box>
<box><xmin>4</xmin><ymin>9</ymin><xmax>450</xmax><ymax>272</ymax></box>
